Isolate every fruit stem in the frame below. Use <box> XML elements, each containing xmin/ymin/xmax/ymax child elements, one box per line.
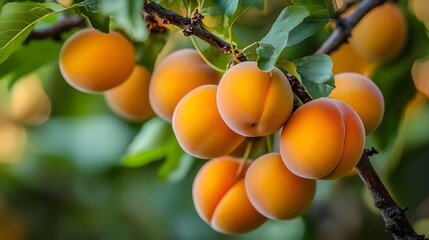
<box><xmin>236</xmin><ymin>140</ymin><xmax>253</xmax><ymax>178</ymax></box>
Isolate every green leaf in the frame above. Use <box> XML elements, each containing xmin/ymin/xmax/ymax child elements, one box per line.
<box><xmin>256</xmin><ymin>6</ymin><xmax>309</xmax><ymax>72</ymax></box>
<box><xmin>0</xmin><ymin>39</ymin><xmax>61</xmax><ymax>85</ymax></box>
<box><xmin>286</xmin><ymin>16</ymin><xmax>329</xmax><ymax>47</ymax></box>
<box><xmin>74</xmin><ymin>0</ymin><xmax>109</xmax><ymax>32</ymax></box>
<box><xmin>292</xmin><ymin>0</ymin><xmax>336</xmax><ymax>16</ymax></box>
<box><xmin>158</xmin><ymin>144</ymin><xmax>195</xmax><ymax>182</ymax></box>
<box><xmin>100</xmin><ymin>0</ymin><xmax>148</xmax><ymax>42</ymax></box>
<box><xmin>293</xmin><ymin>54</ymin><xmax>334</xmax><ymax>99</ymax></box>
<box><xmin>122</xmin><ymin>117</ymin><xmax>174</xmax><ymax>167</ymax></box>
<box><xmin>0</xmin><ymin>2</ymin><xmax>65</xmax><ymax>65</ymax></box>
<box><xmin>225</xmin><ymin>0</ymin><xmax>240</xmax><ymax>18</ymax></box>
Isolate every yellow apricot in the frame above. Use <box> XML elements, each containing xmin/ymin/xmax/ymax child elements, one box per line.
<box><xmin>104</xmin><ymin>65</ymin><xmax>154</xmax><ymax>121</ymax></box>
<box><xmin>8</xmin><ymin>74</ymin><xmax>51</xmax><ymax>125</ymax></box>
<box><xmin>149</xmin><ymin>48</ymin><xmax>220</xmax><ymax>122</ymax></box>
<box><xmin>411</xmin><ymin>58</ymin><xmax>429</xmax><ymax>98</ymax></box>
<box><xmin>330</xmin><ymin>43</ymin><xmax>369</xmax><ymax>75</ymax></box>
<box><xmin>245</xmin><ymin>152</ymin><xmax>316</xmax><ymax>220</ymax></box>
<box><xmin>59</xmin><ymin>28</ymin><xmax>135</xmax><ymax>92</ymax></box>
<box><xmin>328</xmin><ymin>72</ymin><xmax>385</xmax><ymax>134</ymax></box>
<box><xmin>172</xmin><ymin>85</ymin><xmax>245</xmax><ymax>159</ymax></box>
<box><xmin>217</xmin><ymin>61</ymin><xmax>293</xmax><ymax>137</ymax></box>
<box><xmin>280</xmin><ymin>98</ymin><xmax>365</xmax><ymax>179</ymax></box>
<box><xmin>349</xmin><ymin>3</ymin><xmax>407</xmax><ymax>61</ymax></box>
<box><xmin>0</xmin><ymin>121</ymin><xmax>27</xmax><ymax>164</ymax></box>
<box><xmin>192</xmin><ymin>156</ymin><xmax>266</xmax><ymax>234</ymax></box>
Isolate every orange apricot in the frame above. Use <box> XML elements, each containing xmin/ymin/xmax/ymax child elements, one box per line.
<box><xmin>348</xmin><ymin>3</ymin><xmax>407</xmax><ymax>61</ymax></box>
<box><xmin>192</xmin><ymin>156</ymin><xmax>266</xmax><ymax>234</ymax></box>
<box><xmin>217</xmin><ymin>61</ymin><xmax>293</xmax><ymax>137</ymax></box>
<box><xmin>245</xmin><ymin>152</ymin><xmax>316</xmax><ymax>220</ymax></box>
<box><xmin>328</xmin><ymin>72</ymin><xmax>385</xmax><ymax>134</ymax></box>
<box><xmin>330</xmin><ymin>43</ymin><xmax>369</xmax><ymax>75</ymax></box>
<box><xmin>411</xmin><ymin>58</ymin><xmax>429</xmax><ymax>98</ymax></box>
<box><xmin>59</xmin><ymin>28</ymin><xmax>135</xmax><ymax>92</ymax></box>
<box><xmin>149</xmin><ymin>48</ymin><xmax>220</xmax><ymax>122</ymax></box>
<box><xmin>172</xmin><ymin>85</ymin><xmax>245</xmax><ymax>159</ymax></box>
<box><xmin>280</xmin><ymin>98</ymin><xmax>365</xmax><ymax>179</ymax></box>
<box><xmin>104</xmin><ymin>65</ymin><xmax>154</xmax><ymax>121</ymax></box>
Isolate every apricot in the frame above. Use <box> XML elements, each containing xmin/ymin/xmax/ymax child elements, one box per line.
<box><xmin>59</xmin><ymin>28</ymin><xmax>135</xmax><ymax>92</ymax></box>
<box><xmin>411</xmin><ymin>58</ymin><xmax>429</xmax><ymax>98</ymax></box>
<box><xmin>104</xmin><ymin>65</ymin><xmax>154</xmax><ymax>121</ymax></box>
<box><xmin>217</xmin><ymin>61</ymin><xmax>293</xmax><ymax>137</ymax></box>
<box><xmin>330</xmin><ymin>43</ymin><xmax>369</xmax><ymax>75</ymax></box>
<box><xmin>245</xmin><ymin>152</ymin><xmax>316</xmax><ymax>220</ymax></box>
<box><xmin>0</xmin><ymin>121</ymin><xmax>27</xmax><ymax>163</ymax></box>
<box><xmin>348</xmin><ymin>3</ymin><xmax>407</xmax><ymax>61</ymax></box>
<box><xmin>149</xmin><ymin>48</ymin><xmax>220</xmax><ymax>122</ymax></box>
<box><xmin>280</xmin><ymin>98</ymin><xmax>365</xmax><ymax>179</ymax></box>
<box><xmin>172</xmin><ymin>85</ymin><xmax>245</xmax><ymax>159</ymax></box>
<box><xmin>8</xmin><ymin>74</ymin><xmax>51</xmax><ymax>125</ymax></box>
<box><xmin>192</xmin><ymin>156</ymin><xmax>266</xmax><ymax>234</ymax></box>
<box><xmin>328</xmin><ymin>73</ymin><xmax>385</xmax><ymax>134</ymax></box>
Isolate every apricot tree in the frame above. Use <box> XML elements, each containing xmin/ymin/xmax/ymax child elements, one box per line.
<box><xmin>0</xmin><ymin>0</ymin><xmax>429</xmax><ymax>239</ymax></box>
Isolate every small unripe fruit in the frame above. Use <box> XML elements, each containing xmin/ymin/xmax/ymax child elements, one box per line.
<box><xmin>59</xmin><ymin>28</ymin><xmax>135</xmax><ymax>92</ymax></box>
<box><xmin>217</xmin><ymin>61</ymin><xmax>293</xmax><ymax>137</ymax></box>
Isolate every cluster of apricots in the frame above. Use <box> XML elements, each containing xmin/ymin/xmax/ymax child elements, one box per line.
<box><xmin>0</xmin><ymin>74</ymin><xmax>51</xmax><ymax>163</ymax></box>
<box><xmin>60</xmin><ymin>25</ymin><xmax>386</xmax><ymax>233</ymax></box>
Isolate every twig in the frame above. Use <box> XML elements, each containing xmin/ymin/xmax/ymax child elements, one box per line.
<box><xmin>143</xmin><ymin>1</ymin><xmax>246</xmax><ymax>62</ymax></box>
<box><xmin>25</xmin><ymin>14</ymin><xmax>86</xmax><ymax>43</ymax></box>
<box><xmin>316</xmin><ymin>0</ymin><xmax>385</xmax><ymax>55</ymax></box>
<box><xmin>356</xmin><ymin>149</ymin><xmax>427</xmax><ymax>240</ymax></box>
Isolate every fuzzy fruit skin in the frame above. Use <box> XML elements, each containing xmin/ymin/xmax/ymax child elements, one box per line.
<box><xmin>328</xmin><ymin>72</ymin><xmax>385</xmax><ymax>134</ymax></box>
<box><xmin>245</xmin><ymin>152</ymin><xmax>316</xmax><ymax>220</ymax></box>
<box><xmin>60</xmin><ymin>28</ymin><xmax>135</xmax><ymax>92</ymax></box>
<box><xmin>349</xmin><ymin>3</ymin><xmax>407</xmax><ymax>61</ymax></box>
<box><xmin>280</xmin><ymin>98</ymin><xmax>365</xmax><ymax>180</ymax></box>
<box><xmin>149</xmin><ymin>49</ymin><xmax>220</xmax><ymax>122</ymax></box>
<box><xmin>192</xmin><ymin>156</ymin><xmax>267</xmax><ymax>234</ymax></box>
<box><xmin>217</xmin><ymin>61</ymin><xmax>293</xmax><ymax>137</ymax></box>
<box><xmin>104</xmin><ymin>65</ymin><xmax>154</xmax><ymax>122</ymax></box>
<box><xmin>172</xmin><ymin>85</ymin><xmax>245</xmax><ymax>159</ymax></box>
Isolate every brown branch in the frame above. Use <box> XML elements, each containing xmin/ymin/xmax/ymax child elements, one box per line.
<box><xmin>316</xmin><ymin>0</ymin><xmax>385</xmax><ymax>55</ymax></box>
<box><xmin>143</xmin><ymin>1</ymin><xmax>246</xmax><ymax>62</ymax></box>
<box><xmin>25</xmin><ymin>14</ymin><xmax>86</xmax><ymax>43</ymax></box>
<box><xmin>356</xmin><ymin>149</ymin><xmax>427</xmax><ymax>240</ymax></box>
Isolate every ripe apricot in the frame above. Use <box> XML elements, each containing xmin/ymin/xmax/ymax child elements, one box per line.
<box><xmin>280</xmin><ymin>98</ymin><xmax>365</xmax><ymax>180</ymax></box>
<box><xmin>328</xmin><ymin>73</ymin><xmax>385</xmax><ymax>134</ymax></box>
<box><xmin>59</xmin><ymin>28</ymin><xmax>135</xmax><ymax>92</ymax></box>
<box><xmin>172</xmin><ymin>85</ymin><xmax>245</xmax><ymax>159</ymax></box>
<box><xmin>149</xmin><ymin>48</ymin><xmax>220</xmax><ymax>122</ymax></box>
<box><xmin>349</xmin><ymin>3</ymin><xmax>407</xmax><ymax>61</ymax></box>
<box><xmin>330</xmin><ymin>43</ymin><xmax>369</xmax><ymax>75</ymax></box>
<box><xmin>217</xmin><ymin>61</ymin><xmax>293</xmax><ymax>137</ymax></box>
<box><xmin>104</xmin><ymin>65</ymin><xmax>154</xmax><ymax>121</ymax></box>
<box><xmin>245</xmin><ymin>152</ymin><xmax>316</xmax><ymax>220</ymax></box>
<box><xmin>192</xmin><ymin>156</ymin><xmax>266</xmax><ymax>234</ymax></box>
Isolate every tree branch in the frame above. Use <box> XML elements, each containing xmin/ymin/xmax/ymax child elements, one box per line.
<box><xmin>25</xmin><ymin>14</ymin><xmax>86</xmax><ymax>43</ymax></box>
<box><xmin>143</xmin><ymin>1</ymin><xmax>246</xmax><ymax>62</ymax></box>
<box><xmin>315</xmin><ymin>0</ymin><xmax>385</xmax><ymax>54</ymax></box>
<box><xmin>356</xmin><ymin>149</ymin><xmax>427</xmax><ymax>240</ymax></box>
